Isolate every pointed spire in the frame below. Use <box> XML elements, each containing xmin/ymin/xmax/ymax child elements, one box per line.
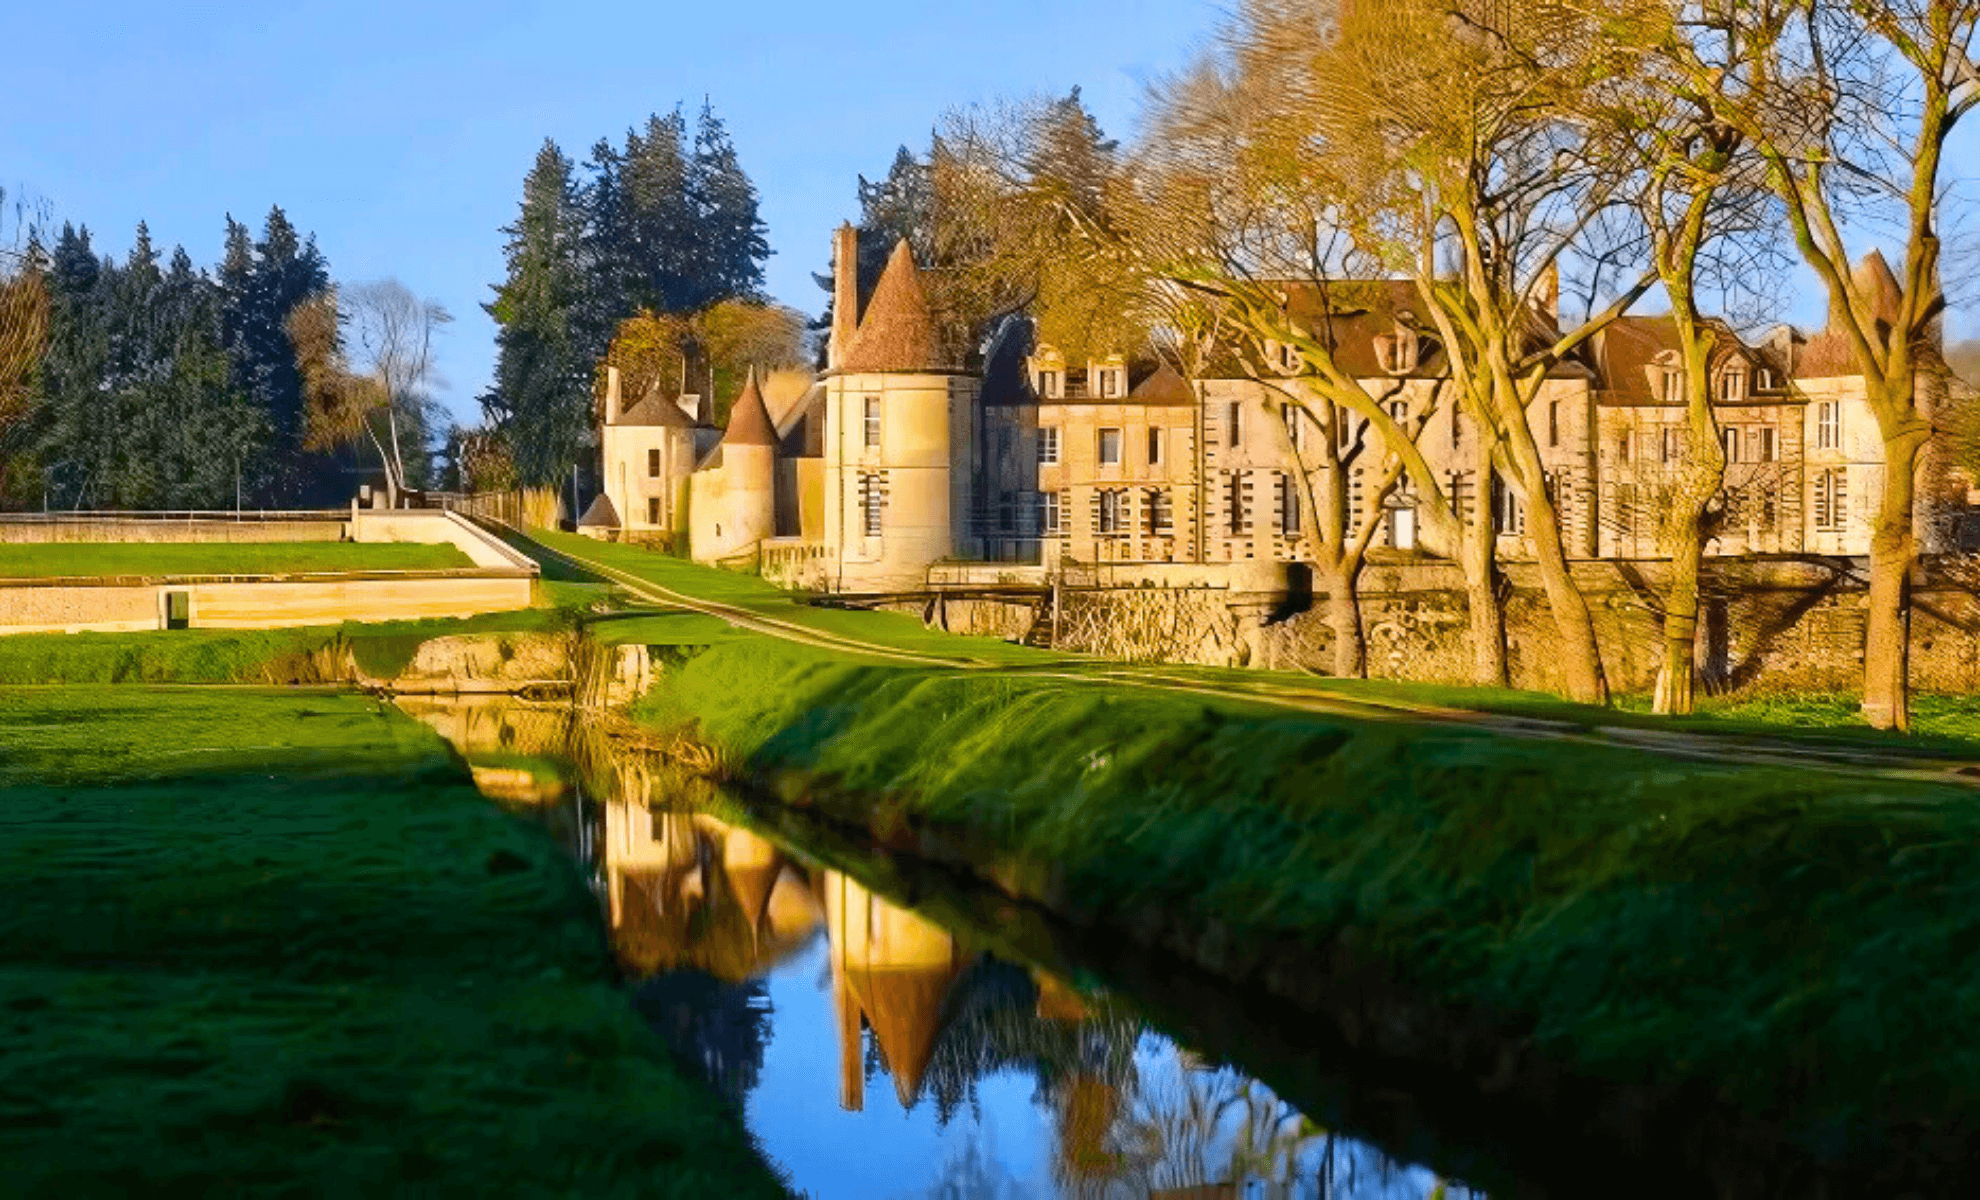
<box><xmin>720</xmin><ymin>366</ymin><xmax>778</xmax><ymax>447</ymax></box>
<box><xmin>839</xmin><ymin>239</ymin><xmax>947</xmax><ymax>373</ymax></box>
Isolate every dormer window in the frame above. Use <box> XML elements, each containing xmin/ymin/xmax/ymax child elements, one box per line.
<box><xmin>1756</xmin><ymin>367</ymin><xmax>1774</xmax><ymax>390</ymax></box>
<box><xmin>1661</xmin><ymin>370</ymin><xmax>1683</xmax><ymax>404</ymax></box>
<box><xmin>1375</xmin><ymin>328</ymin><xmax>1420</xmax><ymax>374</ymax></box>
<box><xmin>1096</xmin><ymin>368</ymin><xmax>1122</xmax><ymax>398</ymax></box>
<box><xmin>1280</xmin><ymin>342</ymin><xmax>1301</xmax><ymax>374</ymax></box>
<box><xmin>1720</xmin><ymin>370</ymin><xmax>1746</xmax><ymax>402</ymax></box>
<box><xmin>1036</xmin><ymin>369</ymin><xmax>1063</xmax><ymax>399</ymax></box>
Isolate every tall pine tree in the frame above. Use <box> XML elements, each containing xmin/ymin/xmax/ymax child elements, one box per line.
<box><xmin>688</xmin><ymin>102</ymin><xmax>770</xmax><ymax>309</ymax></box>
<box><xmin>488</xmin><ymin>140</ymin><xmax>589</xmax><ymax>487</ymax></box>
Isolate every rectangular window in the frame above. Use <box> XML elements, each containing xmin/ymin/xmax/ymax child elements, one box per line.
<box><xmin>1549</xmin><ymin>400</ymin><xmax>1560</xmax><ymax>447</ymax></box>
<box><xmin>998</xmin><ymin>501</ymin><xmax>1015</xmax><ymax>533</ymax></box>
<box><xmin>1037</xmin><ymin>426</ymin><xmax>1061</xmax><ymax>465</ymax></box>
<box><xmin>1098</xmin><ymin>489</ymin><xmax>1125</xmax><ymax>534</ymax></box>
<box><xmin>863</xmin><ymin>396</ymin><xmax>882</xmax><ymax>448</ymax></box>
<box><xmin>1662</xmin><ymin>427</ymin><xmax>1679</xmax><ymax>464</ymax></box>
<box><xmin>1227</xmin><ymin>402</ymin><xmax>1242</xmax><ymax>449</ymax></box>
<box><xmin>1387</xmin><ymin>398</ymin><xmax>1408</xmax><ymax>424</ymax></box>
<box><xmin>1663</xmin><ymin>371</ymin><xmax>1683</xmax><ymax>403</ymax></box>
<box><xmin>1098</xmin><ymin>369</ymin><xmax>1122</xmax><ymax>398</ymax></box>
<box><xmin>1721</xmin><ymin>371</ymin><xmax>1743</xmax><ymax>402</ymax></box>
<box><xmin>164</xmin><ymin>590</ymin><xmax>190</xmax><ymax>631</ymax></box>
<box><xmin>1281</xmin><ymin>473</ymin><xmax>1302</xmax><ymax>535</ymax></box>
<box><xmin>1722</xmin><ymin>427</ymin><xmax>1741</xmax><ymax>465</ymax></box>
<box><xmin>647</xmin><ymin>497</ymin><xmax>661</xmax><ymax>526</ymax></box>
<box><xmin>1037</xmin><ymin>370</ymin><xmax>1062</xmax><ymax>399</ymax></box>
<box><xmin>1040</xmin><ymin>491</ymin><xmax>1061</xmax><ymax>534</ymax></box>
<box><xmin>1228</xmin><ymin>473</ymin><xmax>1249</xmax><ymax>535</ymax></box>
<box><xmin>1147</xmin><ymin>489</ymin><xmax>1173</xmax><ymax>535</ymax></box>
<box><xmin>1147</xmin><ymin>426</ymin><xmax>1165</xmax><ymax>467</ymax></box>
<box><xmin>1098</xmin><ymin>428</ymin><xmax>1123</xmax><ymax>466</ymax></box>
<box><xmin>1815</xmin><ymin>468</ymin><xmax>1848</xmax><ymax>531</ymax></box>
<box><xmin>647</xmin><ymin>448</ymin><xmax>661</xmax><ymax>477</ymax></box>
<box><xmin>1618</xmin><ymin>435</ymin><xmax>1631</xmax><ymax>463</ymax></box>
<box><xmin>1817</xmin><ymin>401</ymin><xmax>1840</xmax><ymax>449</ymax></box>
<box><xmin>1282</xmin><ymin>404</ymin><xmax>1302</xmax><ymax>451</ymax></box>
<box><xmin>1492</xmin><ymin>475</ymin><xmax>1523</xmax><ymax>536</ymax></box>
<box><xmin>859</xmin><ymin>474</ymin><xmax>883</xmax><ymax>536</ymax></box>
<box><xmin>1759</xmin><ymin>427</ymin><xmax>1778</xmax><ymax>462</ymax></box>
<box><xmin>1450</xmin><ymin>404</ymin><xmax>1461</xmax><ymax>449</ymax></box>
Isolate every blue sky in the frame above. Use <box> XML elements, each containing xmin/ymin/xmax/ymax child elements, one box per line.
<box><xmin>6</xmin><ymin>0</ymin><xmax>1973</xmax><ymax>428</ymax></box>
<box><xmin>5</xmin><ymin>0</ymin><xmax>1222</xmax><ymax>423</ymax></box>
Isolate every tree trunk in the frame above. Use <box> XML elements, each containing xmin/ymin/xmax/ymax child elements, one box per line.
<box><xmin>1524</xmin><ymin>499</ymin><xmax>1608</xmax><ymax>705</ymax></box>
<box><xmin>1461</xmin><ymin>526</ymin><xmax>1507</xmax><ymax>687</ymax></box>
<box><xmin>1654</xmin><ymin>519</ymin><xmax>1704</xmax><ymax>715</ymax></box>
<box><xmin>1862</xmin><ymin>429</ymin><xmax>1925</xmax><ymax>731</ymax></box>
<box><xmin>1326</xmin><ymin>569</ymin><xmax>1366</xmax><ymax>678</ymax></box>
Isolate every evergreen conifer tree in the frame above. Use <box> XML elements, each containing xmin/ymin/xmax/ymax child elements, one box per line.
<box><xmin>688</xmin><ymin>102</ymin><xmax>770</xmax><ymax>309</ymax></box>
<box><xmin>489</xmin><ymin>140</ymin><xmax>590</xmax><ymax>486</ymax></box>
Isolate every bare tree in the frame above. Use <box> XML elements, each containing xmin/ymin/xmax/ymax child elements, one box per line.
<box><xmin>1610</xmin><ymin>2</ymin><xmax>1794</xmax><ymax>714</ymax></box>
<box><xmin>291</xmin><ymin>279</ymin><xmax>452</xmax><ymax>506</ymax></box>
<box><xmin>1668</xmin><ymin>0</ymin><xmax>1979</xmax><ymax>729</ymax></box>
<box><xmin>0</xmin><ymin>186</ymin><xmax>49</xmax><ymax>500</ymax></box>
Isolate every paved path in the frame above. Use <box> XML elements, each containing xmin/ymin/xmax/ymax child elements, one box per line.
<box><xmin>504</xmin><ymin>525</ymin><xmax>1980</xmax><ymax>789</ymax></box>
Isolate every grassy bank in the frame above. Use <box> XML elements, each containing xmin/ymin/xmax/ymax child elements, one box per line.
<box><xmin>0</xmin><ymin>602</ymin><xmax>598</xmax><ymax>685</ymax></box>
<box><xmin>635</xmin><ymin>633</ymin><xmax>1980</xmax><ymax>1185</ymax></box>
<box><xmin>0</xmin><ymin>687</ymin><xmax>786</xmax><ymax>1196</ymax></box>
<box><xmin>0</xmin><ymin>541</ymin><xmax>474</xmax><ymax>576</ymax></box>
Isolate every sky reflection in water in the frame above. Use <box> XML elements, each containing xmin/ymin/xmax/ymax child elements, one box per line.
<box><xmin>414</xmin><ymin>698</ymin><xmax>1481</xmax><ymax>1199</ymax></box>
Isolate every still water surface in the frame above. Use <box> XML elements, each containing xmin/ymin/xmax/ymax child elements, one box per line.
<box><xmin>408</xmin><ymin>698</ymin><xmax>1484</xmax><ymax>1200</ymax></box>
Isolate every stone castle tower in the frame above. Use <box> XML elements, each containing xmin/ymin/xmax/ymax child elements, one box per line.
<box><xmin>822</xmin><ymin>226</ymin><xmax>978</xmax><ymax>591</ymax></box>
<box><xmin>688</xmin><ymin>367</ymin><xmax>779</xmax><ymax>564</ymax></box>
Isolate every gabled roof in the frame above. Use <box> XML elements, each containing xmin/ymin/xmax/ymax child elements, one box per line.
<box><xmin>577</xmin><ymin>492</ymin><xmax>620</xmax><ymax>528</ymax></box>
<box><xmin>839</xmin><ymin>240</ymin><xmax>949</xmax><ymax>374</ymax></box>
<box><xmin>720</xmin><ymin>368</ymin><xmax>778</xmax><ymax>448</ymax></box>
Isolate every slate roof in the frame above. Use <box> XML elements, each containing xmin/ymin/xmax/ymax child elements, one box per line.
<box><xmin>617</xmin><ymin>380</ymin><xmax>699</xmax><ymax>428</ymax></box>
<box><xmin>577</xmin><ymin>492</ymin><xmax>620</xmax><ymax>528</ymax></box>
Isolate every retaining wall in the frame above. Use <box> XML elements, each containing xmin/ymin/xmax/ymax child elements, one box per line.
<box><xmin>914</xmin><ymin>555</ymin><xmax>1980</xmax><ymax>696</ymax></box>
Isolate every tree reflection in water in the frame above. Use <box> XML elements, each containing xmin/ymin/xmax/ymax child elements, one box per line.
<box><xmin>409</xmin><ymin>700</ymin><xmax>1484</xmax><ymax>1200</ymax></box>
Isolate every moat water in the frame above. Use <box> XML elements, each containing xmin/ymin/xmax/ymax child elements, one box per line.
<box><xmin>407</xmin><ymin>697</ymin><xmax>1487</xmax><ymax>1200</ymax></box>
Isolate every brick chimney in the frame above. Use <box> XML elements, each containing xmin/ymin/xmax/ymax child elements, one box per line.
<box><xmin>604</xmin><ymin>366</ymin><xmax>622</xmax><ymax>424</ymax></box>
<box><xmin>829</xmin><ymin>223</ymin><xmax>859</xmax><ymax>370</ymax></box>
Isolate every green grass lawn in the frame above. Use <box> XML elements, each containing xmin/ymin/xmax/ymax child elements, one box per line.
<box><xmin>523</xmin><ymin>528</ymin><xmax>1052</xmax><ymax>665</ymax></box>
<box><xmin>0</xmin><ymin>541</ymin><xmax>475</xmax><ymax>577</ymax></box>
<box><xmin>637</xmin><ymin>633</ymin><xmax>1980</xmax><ymax>1179</ymax></box>
<box><xmin>0</xmin><ymin>687</ymin><xmax>787</xmax><ymax>1197</ymax></box>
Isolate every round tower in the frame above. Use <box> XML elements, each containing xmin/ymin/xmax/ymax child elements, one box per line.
<box><xmin>718</xmin><ymin>367</ymin><xmax>778</xmax><ymax>555</ymax></box>
<box><xmin>824</xmin><ymin>237</ymin><xmax>977</xmax><ymax>591</ymax></box>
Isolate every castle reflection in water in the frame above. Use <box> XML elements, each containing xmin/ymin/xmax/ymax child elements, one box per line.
<box><xmin>403</xmin><ymin>698</ymin><xmax>1478</xmax><ymax>1199</ymax></box>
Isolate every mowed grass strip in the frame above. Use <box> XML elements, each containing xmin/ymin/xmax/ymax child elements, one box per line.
<box><xmin>0</xmin><ymin>540</ymin><xmax>474</xmax><ymax>577</ymax></box>
<box><xmin>0</xmin><ymin>688</ymin><xmax>788</xmax><ymax>1197</ymax></box>
<box><xmin>638</xmin><ymin>634</ymin><xmax>1980</xmax><ymax>1170</ymax></box>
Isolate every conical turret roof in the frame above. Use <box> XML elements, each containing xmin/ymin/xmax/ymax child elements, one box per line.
<box><xmin>840</xmin><ymin>239</ymin><xmax>948</xmax><ymax>373</ymax></box>
<box><xmin>721</xmin><ymin>367</ymin><xmax>778</xmax><ymax>447</ymax></box>
<box><xmin>577</xmin><ymin>492</ymin><xmax>620</xmax><ymax>528</ymax></box>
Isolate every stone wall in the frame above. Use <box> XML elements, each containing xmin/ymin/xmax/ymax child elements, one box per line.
<box><xmin>906</xmin><ymin>555</ymin><xmax>1980</xmax><ymax>697</ymax></box>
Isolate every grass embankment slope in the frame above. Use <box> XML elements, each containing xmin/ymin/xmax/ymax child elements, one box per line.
<box><xmin>523</xmin><ymin>527</ymin><xmax>1050</xmax><ymax>665</ymax></box>
<box><xmin>636</xmin><ymin>633</ymin><xmax>1980</xmax><ymax>1180</ymax></box>
<box><xmin>0</xmin><ymin>541</ymin><xmax>474</xmax><ymax>577</ymax></box>
<box><xmin>0</xmin><ymin>688</ymin><xmax>786</xmax><ymax>1197</ymax></box>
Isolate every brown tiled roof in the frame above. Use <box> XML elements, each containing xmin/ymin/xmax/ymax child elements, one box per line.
<box><xmin>840</xmin><ymin>240</ymin><xmax>949</xmax><ymax>373</ymax></box>
<box><xmin>617</xmin><ymin>381</ymin><xmax>697</xmax><ymax>428</ymax></box>
<box><xmin>1594</xmin><ymin>314</ymin><xmax>1797</xmax><ymax>405</ymax></box>
<box><xmin>1128</xmin><ymin>359</ymin><xmax>1197</xmax><ymax>406</ymax></box>
<box><xmin>577</xmin><ymin>492</ymin><xmax>620</xmax><ymax>528</ymax></box>
<box><xmin>720</xmin><ymin>368</ymin><xmax>778</xmax><ymax>448</ymax></box>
